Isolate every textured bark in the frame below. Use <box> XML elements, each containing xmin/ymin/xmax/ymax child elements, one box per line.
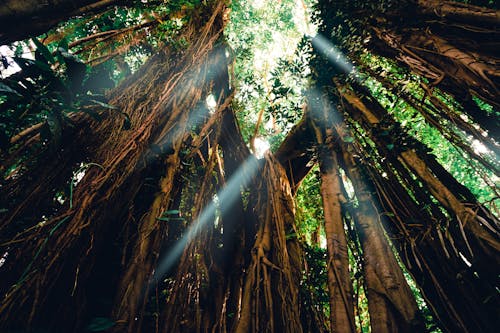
<box><xmin>0</xmin><ymin>0</ymin><xmax>129</xmax><ymax>44</ymax></box>
<box><xmin>0</xmin><ymin>115</ymin><xmax>94</xmax><ymax>238</ymax></box>
<box><xmin>159</xmin><ymin>145</ymin><xmax>226</xmax><ymax>333</ymax></box>
<box><xmin>370</xmin><ymin>26</ymin><xmax>500</xmax><ymax>110</ymax></box>
<box><xmin>359</xmin><ymin>62</ymin><xmax>500</xmax><ymax>165</ymax></box>
<box><xmin>111</xmin><ymin>147</ymin><xmax>182</xmax><ymax>332</ymax></box>
<box><xmin>310</xmin><ymin>112</ymin><xmax>356</xmax><ymax>332</ymax></box>
<box><xmin>338</xmin><ymin>83</ymin><xmax>500</xmax><ymax>332</ymax></box>
<box><xmin>275</xmin><ymin>117</ymin><xmax>315</xmax><ymax>194</ymax></box>
<box><xmin>318</xmin><ymin>148</ymin><xmax>355</xmax><ymax>333</ymax></box>
<box><xmin>339</xmin><ymin>84</ymin><xmax>500</xmax><ymax>261</ymax></box>
<box><xmin>2</xmin><ymin>1</ymin><xmax>499</xmax><ymax>332</ymax></box>
<box><xmin>369</xmin><ymin>156</ymin><xmax>500</xmax><ymax>333</ymax></box>
<box><xmin>339</xmin><ymin>142</ymin><xmax>424</xmax><ymax>333</ymax></box>
<box><xmin>417</xmin><ymin>0</ymin><xmax>500</xmax><ymax>26</ymax></box>
<box><xmin>0</xmin><ymin>2</ymin><xmax>228</xmax><ymax>331</ymax></box>
<box><xmin>234</xmin><ymin>155</ymin><xmax>304</xmax><ymax>333</ymax></box>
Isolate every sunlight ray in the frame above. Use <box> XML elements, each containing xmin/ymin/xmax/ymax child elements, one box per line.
<box><xmin>309</xmin><ymin>33</ymin><xmax>356</xmax><ymax>78</ymax></box>
<box><xmin>149</xmin><ymin>156</ymin><xmax>262</xmax><ymax>284</ymax></box>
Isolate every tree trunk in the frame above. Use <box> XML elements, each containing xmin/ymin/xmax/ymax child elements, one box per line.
<box><xmin>369</xmin><ymin>157</ymin><xmax>500</xmax><ymax>333</ymax></box>
<box><xmin>337</xmin><ymin>82</ymin><xmax>500</xmax><ymax>332</ymax></box>
<box><xmin>311</xmin><ymin>105</ymin><xmax>356</xmax><ymax>332</ymax></box>
<box><xmin>358</xmin><ymin>61</ymin><xmax>500</xmax><ymax>164</ymax></box>
<box><xmin>417</xmin><ymin>0</ymin><xmax>500</xmax><ymax>26</ymax></box>
<box><xmin>0</xmin><ymin>2</ymin><xmax>228</xmax><ymax>331</ymax></box>
<box><xmin>0</xmin><ymin>0</ymin><xmax>128</xmax><ymax>44</ymax></box>
<box><xmin>234</xmin><ymin>155</ymin><xmax>304</xmax><ymax>333</ymax></box>
<box><xmin>339</xmin><ymin>141</ymin><xmax>424</xmax><ymax>332</ymax></box>
<box><xmin>338</xmin><ymin>83</ymin><xmax>500</xmax><ymax>262</ymax></box>
<box><xmin>366</xmin><ymin>0</ymin><xmax>500</xmax><ymax>111</ymax></box>
<box><xmin>275</xmin><ymin>117</ymin><xmax>315</xmax><ymax>194</ymax></box>
<box><xmin>318</xmin><ymin>147</ymin><xmax>355</xmax><ymax>333</ymax></box>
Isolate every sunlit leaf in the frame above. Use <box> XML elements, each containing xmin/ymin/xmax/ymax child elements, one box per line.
<box><xmin>0</xmin><ymin>82</ymin><xmax>22</xmax><ymax>97</ymax></box>
<box><xmin>88</xmin><ymin>99</ymin><xmax>117</xmax><ymax>110</ymax></box>
<box><xmin>163</xmin><ymin>210</ymin><xmax>180</xmax><ymax>215</ymax></box>
<box><xmin>32</xmin><ymin>38</ymin><xmax>56</xmax><ymax>65</ymax></box>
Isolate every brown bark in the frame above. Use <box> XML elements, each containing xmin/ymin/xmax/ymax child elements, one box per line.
<box><xmin>318</xmin><ymin>148</ymin><xmax>355</xmax><ymax>333</ymax></box>
<box><xmin>216</xmin><ymin>63</ymin><xmax>253</xmax><ymax>333</ymax></box>
<box><xmin>234</xmin><ymin>155</ymin><xmax>304</xmax><ymax>333</ymax></box>
<box><xmin>111</xmin><ymin>143</ymin><xmax>183</xmax><ymax>332</ymax></box>
<box><xmin>338</xmin><ymin>83</ymin><xmax>500</xmax><ymax>332</ymax></box>
<box><xmin>370</xmin><ymin>26</ymin><xmax>500</xmax><ymax>110</ymax></box>
<box><xmin>159</xmin><ymin>143</ymin><xmax>226</xmax><ymax>333</ymax></box>
<box><xmin>0</xmin><ymin>2</ymin><xmax>228</xmax><ymax>331</ymax></box>
<box><xmin>417</xmin><ymin>0</ymin><xmax>500</xmax><ymax>26</ymax></box>
<box><xmin>364</xmin><ymin>0</ymin><xmax>500</xmax><ymax>116</ymax></box>
<box><xmin>368</xmin><ymin>154</ymin><xmax>499</xmax><ymax>333</ymax></box>
<box><xmin>339</xmin><ymin>84</ymin><xmax>500</xmax><ymax>259</ymax></box>
<box><xmin>359</xmin><ymin>62</ymin><xmax>500</xmax><ymax>166</ymax></box>
<box><xmin>275</xmin><ymin>117</ymin><xmax>315</xmax><ymax>194</ymax></box>
<box><xmin>0</xmin><ymin>0</ymin><xmax>129</xmax><ymax>44</ymax></box>
<box><xmin>312</xmin><ymin>116</ymin><xmax>355</xmax><ymax>332</ymax></box>
<box><xmin>339</xmin><ymin>140</ymin><xmax>424</xmax><ymax>332</ymax></box>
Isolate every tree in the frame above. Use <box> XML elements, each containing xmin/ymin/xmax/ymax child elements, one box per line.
<box><xmin>0</xmin><ymin>0</ymin><xmax>134</xmax><ymax>44</ymax></box>
<box><xmin>0</xmin><ymin>0</ymin><xmax>498</xmax><ymax>332</ymax></box>
<box><xmin>307</xmin><ymin>1</ymin><xmax>499</xmax><ymax>330</ymax></box>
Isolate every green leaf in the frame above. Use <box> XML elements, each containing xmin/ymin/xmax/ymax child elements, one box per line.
<box><xmin>32</xmin><ymin>38</ymin><xmax>56</xmax><ymax>65</ymax></box>
<box><xmin>87</xmin><ymin>317</ymin><xmax>115</xmax><ymax>332</ymax></box>
<box><xmin>0</xmin><ymin>82</ymin><xmax>22</xmax><ymax>97</ymax></box>
<box><xmin>55</xmin><ymin>45</ymin><xmax>68</xmax><ymax>66</ymax></box>
<box><xmin>342</xmin><ymin>136</ymin><xmax>354</xmax><ymax>143</ymax></box>
<box><xmin>13</xmin><ymin>57</ymin><xmax>52</xmax><ymax>73</ymax></box>
<box><xmin>57</xmin><ymin>48</ymin><xmax>83</xmax><ymax>64</ymax></box>
<box><xmin>47</xmin><ymin>112</ymin><xmax>62</xmax><ymax>146</ymax></box>
<box><xmin>58</xmin><ymin>38</ymin><xmax>69</xmax><ymax>52</ymax></box>
<box><xmin>88</xmin><ymin>99</ymin><xmax>117</xmax><ymax>110</ymax></box>
<box><xmin>386</xmin><ymin>143</ymin><xmax>395</xmax><ymax>150</ymax></box>
<box><xmin>157</xmin><ymin>215</ymin><xmax>184</xmax><ymax>222</ymax></box>
<box><xmin>163</xmin><ymin>210</ymin><xmax>180</xmax><ymax>215</ymax></box>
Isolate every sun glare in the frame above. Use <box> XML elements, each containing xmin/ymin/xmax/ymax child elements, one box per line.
<box><xmin>471</xmin><ymin>139</ymin><xmax>490</xmax><ymax>155</ymax></box>
<box><xmin>150</xmin><ymin>156</ymin><xmax>262</xmax><ymax>284</ymax></box>
<box><xmin>253</xmin><ymin>137</ymin><xmax>270</xmax><ymax>158</ymax></box>
<box><xmin>206</xmin><ymin>94</ymin><xmax>217</xmax><ymax>113</ymax></box>
<box><xmin>0</xmin><ymin>44</ymin><xmax>31</xmax><ymax>78</ymax></box>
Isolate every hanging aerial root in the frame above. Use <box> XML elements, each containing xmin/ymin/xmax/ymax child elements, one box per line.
<box><xmin>0</xmin><ymin>1</ymin><xmax>230</xmax><ymax>331</ymax></box>
<box><xmin>336</xmin><ymin>83</ymin><xmax>500</xmax><ymax>332</ymax></box>
<box><xmin>337</xmin><ymin>134</ymin><xmax>425</xmax><ymax>332</ymax></box>
<box><xmin>235</xmin><ymin>155</ymin><xmax>303</xmax><ymax>333</ymax></box>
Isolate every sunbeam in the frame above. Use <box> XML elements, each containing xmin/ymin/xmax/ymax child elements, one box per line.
<box><xmin>306</xmin><ymin>87</ymin><xmax>344</xmax><ymax>127</ymax></box>
<box><xmin>149</xmin><ymin>155</ymin><xmax>262</xmax><ymax>285</ymax></box>
<box><xmin>309</xmin><ymin>33</ymin><xmax>355</xmax><ymax>76</ymax></box>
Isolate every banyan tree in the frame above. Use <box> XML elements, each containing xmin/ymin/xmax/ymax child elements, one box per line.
<box><xmin>0</xmin><ymin>0</ymin><xmax>498</xmax><ymax>332</ymax></box>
